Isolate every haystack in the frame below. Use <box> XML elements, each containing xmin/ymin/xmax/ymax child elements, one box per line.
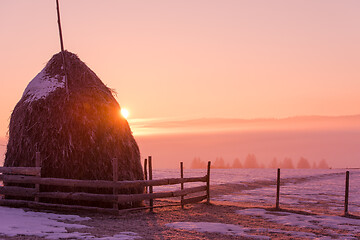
<box><xmin>5</xmin><ymin>51</ymin><xmax>143</xmax><ymax>205</ymax></box>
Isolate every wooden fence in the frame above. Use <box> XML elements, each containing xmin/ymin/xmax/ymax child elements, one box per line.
<box><xmin>275</xmin><ymin>168</ymin><xmax>354</xmax><ymax>217</ymax></box>
<box><xmin>0</xmin><ymin>154</ymin><xmax>211</xmax><ymax>214</ymax></box>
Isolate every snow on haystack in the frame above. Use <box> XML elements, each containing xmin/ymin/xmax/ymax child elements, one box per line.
<box><xmin>22</xmin><ymin>67</ymin><xmax>65</xmax><ymax>103</ymax></box>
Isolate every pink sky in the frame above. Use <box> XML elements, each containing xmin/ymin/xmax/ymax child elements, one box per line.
<box><xmin>1</xmin><ymin>1</ymin><xmax>360</xmax><ymax>167</ymax></box>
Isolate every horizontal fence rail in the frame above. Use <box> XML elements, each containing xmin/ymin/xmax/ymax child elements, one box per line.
<box><xmin>0</xmin><ymin>167</ymin><xmax>41</xmax><ymax>176</ymax></box>
<box><xmin>0</xmin><ymin>154</ymin><xmax>211</xmax><ymax>214</ymax></box>
<box><xmin>0</xmin><ymin>185</ymin><xmax>208</xmax><ymax>203</ymax></box>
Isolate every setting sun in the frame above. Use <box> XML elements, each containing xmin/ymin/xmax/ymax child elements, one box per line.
<box><xmin>121</xmin><ymin>108</ymin><xmax>129</xmax><ymax>119</ymax></box>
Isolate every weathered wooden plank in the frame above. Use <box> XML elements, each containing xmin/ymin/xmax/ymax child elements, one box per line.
<box><xmin>207</xmin><ymin>161</ymin><xmax>211</xmax><ymax>204</ymax></box>
<box><xmin>0</xmin><ymin>186</ymin><xmax>37</xmax><ymax>197</ymax></box>
<box><xmin>180</xmin><ymin>162</ymin><xmax>184</xmax><ymax>209</ymax></box>
<box><xmin>0</xmin><ymin>199</ymin><xmax>118</xmax><ymax>214</ymax></box>
<box><xmin>148</xmin><ymin>156</ymin><xmax>153</xmax><ymax>211</ymax></box>
<box><xmin>168</xmin><ymin>177</ymin><xmax>207</xmax><ymax>185</ymax></box>
<box><xmin>116</xmin><ymin>185</ymin><xmax>207</xmax><ymax>203</ymax></box>
<box><xmin>38</xmin><ymin>191</ymin><xmax>116</xmax><ymax>202</ymax></box>
<box><xmin>276</xmin><ymin>168</ymin><xmax>280</xmax><ymax>210</ymax></box>
<box><xmin>172</xmin><ymin>185</ymin><xmax>207</xmax><ymax>197</ymax></box>
<box><xmin>117</xmin><ymin>191</ymin><xmax>173</xmax><ymax>203</ymax></box>
<box><xmin>0</xmin><ymin>167</ymin><xmax>41</xmax><ymax>176</ymax></box>
<box><xmin>0</xmin><ymin>186</ymin><xmax>116</xmax><ymax>202</ymax></box>
<box><xmin>0</xmin><ymin>185</ymin><xmax>206</xmax><ymax>204</ymax></box>
<box><xmin>181</xmin><ymin>195</ymin><xmax>207</xmax><ymax>205</ymax></box>
<box><xmin>144</xmin><ymin>158</ymin><xmax>148</xmax><ymax>193</ymax></box>
<box><xmin>118</xmin><ymin>203</ymin><xmax>181</xmax><ymax>213</ymax></box>
<box><xmin>1</xmin><ymin>175</ymin><xmax>207</xmax><ymax>189</ymax></box>
<box><xmin>344</xmin><ymin>171</ymin><xmax>350</xmax><ymax>216</ymax></box>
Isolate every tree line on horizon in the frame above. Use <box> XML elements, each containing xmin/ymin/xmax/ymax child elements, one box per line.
<box><xmin>190</xmin><ymin>154</ymin><xmax>330</xmax><ymax>169</ymax></box>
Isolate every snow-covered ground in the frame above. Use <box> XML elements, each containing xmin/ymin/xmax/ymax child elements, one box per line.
<box><xmin>238</xmin><ymin>208</ymin><xmax>360</xmax><ymax>239</ymax></box>
<box><xmin>167</xmin><ymin>207</ymin><xmax>360</xmax><ymax>239</ymax></box>
<box><xmin>162</xmin><ymin>168</ymin><xmax>360</xmax><ymax>239</ymax></box>
<box><xmin>0</xmin><ymin>206</ymin><xmax>141</xmax><ymax>239</ymax></box>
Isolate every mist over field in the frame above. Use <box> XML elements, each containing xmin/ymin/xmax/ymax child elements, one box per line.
<box><xmin>135</xmin><ymin>116</ymin><xmax>360</xmax><ymax>169</ymax></box>
<box><xmin>137</xmin><ymin>130</ymin><xmax>360</xmax><ymax>169</ymax></box>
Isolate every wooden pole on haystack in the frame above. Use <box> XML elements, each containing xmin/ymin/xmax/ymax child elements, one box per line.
<box><xmin>55</xmin><ymin>0</ymin><xmax>69</xmax><ymax>97</ymax></box>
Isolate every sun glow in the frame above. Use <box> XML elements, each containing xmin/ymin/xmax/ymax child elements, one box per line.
<box><xmin>121</xmin><ymin>108</ymin><xmax>129</xmax><ymax>119</ymax></box>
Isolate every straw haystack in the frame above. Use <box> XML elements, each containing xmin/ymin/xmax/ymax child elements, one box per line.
<box><xmin>5</xmin><ymin>51</ymin><xmax>143</xmax><ymax>204</ymax></box>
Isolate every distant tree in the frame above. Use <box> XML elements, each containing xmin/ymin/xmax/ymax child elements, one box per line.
<box><xmin>281</xmin><ymin>157</ymin><xmax>294</xmax><ymax>169</ymax></box>
<box><xmin>214</xmin><ymin>157</ymin><xmax>226</xmax><ymax>169</ymax></box>
<box><xmin>269</xmin><ymin>158</ymin><xmax>279</xmax><ymax>169</ymax></box>
<box><xmin>297</xmin><ymin>157</ymin><xmax>311</xmax><ymax>169</ymax></box>
<box><xmin>318</xmin><ymin>159</ymin><xmax>329</xmax><ymax>169</ymax></box>
<box><xmin>244</xmin><ymin>154</ymin><xmax>259</xmax><ymax>168</ymax></box>
<box><xmin>191</xmin><ymin>157</ymin><xmax>206</xmax><ymax>169</ymax></box>
<box><xmin>232</xmin><ymin>158</ymin><xmax>243</xmax><ymax>168</ymax></box>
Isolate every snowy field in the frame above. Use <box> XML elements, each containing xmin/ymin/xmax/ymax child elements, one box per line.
<box><xmin>154</xmin><ymin>168</ymin><xmax>360</xmax><ymax>215</ymax></box>
<box><xmin>0</xmin><ymin>168</ymin><xmax>359</xmax><ymax>239</ymax></box>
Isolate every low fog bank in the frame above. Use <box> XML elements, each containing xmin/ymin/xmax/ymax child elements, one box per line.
<box><xmin>137</xmin><ymin>129</ymin><xmax>360</xmax><ymax>169</ymax></box>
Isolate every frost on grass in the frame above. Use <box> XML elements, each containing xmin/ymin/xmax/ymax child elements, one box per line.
<box><xmin>213</xmin><ymin>170</ymin><xmax>360</xmax><ymax>215</ymax></box>
<box><xmin>22</xmin><ymin>67</ymin><xmax>65</xmax><ymax>103</ymax></box>
<box><xmin>0</xmin><ymin>207</ymin><xmax>141</xmax><ymax>239</ymax></box>
<box><xmin>237</xmin><ymin>208</ymin><xmax>360</xmax><ymax>239</ymax></box>
<box><xmin>166</xmin><ymin>208</ymin><xmax>360</xmax><ymax>239</ymax></box>
<box><xmin>94</xmin><ymin>232</ymin><xmax>142</xmax><ymax>240</ymax></box>
<box><xmin>166</xmin><ymin>221</ymin><xmax>320</xmax><ymax>239</ymax></box>
<box><xmin>166</xmin><ymin>222</ymin><xmax>270</xmax><ymax>239</ymax></box>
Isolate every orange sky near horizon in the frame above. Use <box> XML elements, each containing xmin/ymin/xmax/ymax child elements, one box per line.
<box><xmin>1</xmin><ymin>1</ymin><xmax>360</xmax><ymax>167</ymax></box>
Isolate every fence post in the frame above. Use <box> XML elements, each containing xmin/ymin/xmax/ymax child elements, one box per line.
<box><xmin>180</xmin><ymin>162</ymin><xmax>184</xmax><ymax>208</ymax></box>
<box><xmin>206</xmin><ymin>161</ymin><xmax>211</xmax><ymax>204</ymax></box>
<box><xmin>276</xmin><ymin>168</ymin><xmax>280</xmax><ymax>210</ymax></box>
<box><xmin>148</xmin><ymin>156</ymin><xmax>153</xmax><ymax>212</ymax></box>
<box><xmin>344</xmin><ymin>171</ymin><xmax>350</xmax><ymax>216</ymax></box>
<box><xmin>112</xmin><ymin>158</ymin><xmax>119</xmax><ymax>210</ymax></box>
<box><xmin>35</xmin><ymin>152</ymin><xmax>41</xmax><ymax>202</ymax></box>
<box><xmin>144</xmin><ymin>158</ymin><xmax>148</xmax><ymax>194</ymax></box>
